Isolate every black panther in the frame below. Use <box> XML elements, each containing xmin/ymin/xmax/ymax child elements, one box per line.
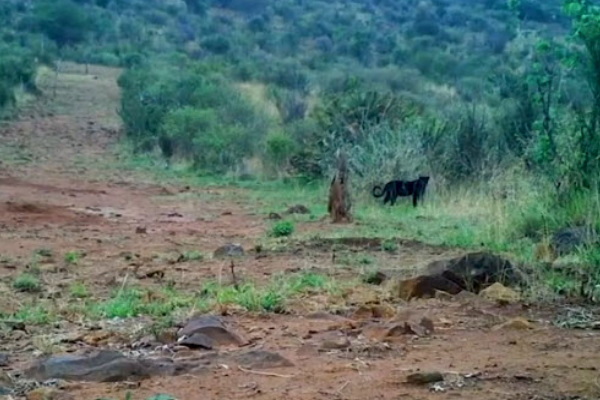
<box><xmin>372</xmin><ymin>176</ymin><xmax>430</xmax><ymax>207</ymax></box>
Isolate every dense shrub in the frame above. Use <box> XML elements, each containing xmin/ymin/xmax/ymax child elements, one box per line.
<box><xmin>118</xmin><ymin>61</ymin><xmax>271</xmax><ymax>173</ymax></box>
<box><xmin>33</xmin><ymin>0</ymin><xmax>90</xmax><ymax>47</ymax></box>
<box><xmin>0</xmin><ymin>43</ymin><xmax>38</xmax><ymax>116</ymax></box>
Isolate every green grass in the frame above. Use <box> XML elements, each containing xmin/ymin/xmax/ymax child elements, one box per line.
<box><xmin>64</xmin><ymin>250</ymin><xmax>84</xmax><ymax>265</ymax></box>
<box><xmin>270</xmin><ymin>220</ymin><xmax>295</xmax><ymax>237</ymax></box>
<box><xmin>12</xmin><ymin>273</ymin><xmax>41</xmax><ymax>292</ymax></box>
<box><xmin>10</xmin><ymin>305</ymin><xmax>53</xmax><ymax>325</ymax></box>
<box><xmin>0</xmin><ymin>142</ymin><xmax>34</xmax><ymax>165</ymax></box>
<box><xmin>70</xmin><ymin>282</ymin><xmax>90</xmax><ymax>298</ymax></box>
<box><xmin>2</xmin><ymin>271</ymin><xmax>342</xmax><ymax>326</ymax></box>
<box><xmin>180</xmin><ymin>250</ymin><xmax>204</xmax><ymax>262</ymax></box>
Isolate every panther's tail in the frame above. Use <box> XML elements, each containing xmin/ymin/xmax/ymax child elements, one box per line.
<box><xmin>372</xmin><ymin>185</ymin><xmax>384</xmax><ymax>198</ymax></box>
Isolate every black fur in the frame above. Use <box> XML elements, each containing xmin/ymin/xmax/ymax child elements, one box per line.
<box><xmin>372</xmin><ymin>176</ymin><xmax>430</xmax><ymax>207</ymax></box>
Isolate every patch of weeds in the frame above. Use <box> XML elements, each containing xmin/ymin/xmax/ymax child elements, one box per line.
<box><xmin>12</xmin><ymin>273</ymin><xmax>41</xmax><ymax>292</ymax></box>
<box><xmin>201</xmin><ymin>282</ymin><xmax>285</xmax><ymax>313</ymax></box>
<box><xmin>92</xmin><ymin>287</ymin><xmax>194</xmax><ymax>319</ymax></box>
<box><xmin>180</xmin><ymin>250</ymin><xmax>204</xmax><ymax>262</ymax></box>
<box><xmin>336</xmin><ymin>252</ymin><xmax>375</xmax><ymax>266</ymax></box>
<box><xmin>381</xmin><ymin>239</ymin><xmax>398</xmax><ymax>253</ymax></box>
<box><xmin>64</xmin><ymin>250</ymin><xmax>84</xmax><ymax>265</ymax></box>
<box><xmin>441</xmin><ymin>223</ymin><xmax>478</xmax><ymax>247</ymax></box>
<box><xmin>34</xmin><ymin>248</ymin><xmax>53</xmax><ymax>258</ymax></box>
<box><xmin>288</xmin><ymin>272</ymin><xmax>327</xmax><ymax>291</ymax></box>
<box><xmin>70</xmin><ymin>282</ymin><xmax>89</xmax><ymax>298</ymax></box>
<box><xmin>270</xmin><ymin>220</ymin><xmax>295</xmax><ymax>237</ymax></box>
<box><xmin>10</xmin><ymin>305</ymin><xmax>54</xmax><ymax>325</ymax></box>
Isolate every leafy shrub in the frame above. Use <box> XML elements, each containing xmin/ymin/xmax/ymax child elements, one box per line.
<box><xmin>265</xmin><ymin>131</ymin><xmax>296</xmax><ymax>173</ymax></box>
<box><xmin>118</xmin><ymin>62</ymin><xmax>271</xmax><ymax>173</ymax></box>
<box><xmin>270</xmin><ymin>220</ymin><xmax>295</xmax><ymax>237</ymax></box>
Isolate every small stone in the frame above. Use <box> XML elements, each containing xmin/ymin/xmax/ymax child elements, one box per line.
<box><xmin>479</xmin><ymin>283</ymin><xmax>521</xmax><ymax>305</ymax></box>
<box><xmin>406</xmin><ymin>371</ymin><xmax>444</xmax><ymax>385</ymax></box>
<box><xmin>0</xmin><ymin>353</ymin><xmax>9</xmax><ymax>367</ymax></box>
<box><xmin>492</xmin><ymin>317</ymin><xmax>534</xmax><ymax>331</ymax></box>
<box><xmin>135</xmin><ymin>226</ymin><xmax>147</xmax><ymax>234</ymax></box>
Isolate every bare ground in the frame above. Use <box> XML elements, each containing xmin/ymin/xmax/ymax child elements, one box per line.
<box><xmin>0</xmin><ymin>63</ymin><xmax>599</xmax><ymax>400</ymax></box>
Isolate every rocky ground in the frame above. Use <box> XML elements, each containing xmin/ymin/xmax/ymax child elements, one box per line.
<box><xmin>0</xmin><ymin>63</ymin><xmax>599</xmax><ymax>400</ymax></box>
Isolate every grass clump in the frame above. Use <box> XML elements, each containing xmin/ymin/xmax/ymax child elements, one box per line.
<box><xmin>64</xmin><ymin>250</ymin><xmax>84</xmax><ymax>265</ymax></box>
<box><xmin>270</xmin><ymin>220</ymin><xmax>295</xmax><ymax>237</ymax></box>
<box><xmin>381</xmin><ymin>239</ymin><xmax>398</xmax><ymax>253</ymax></box>
<box><xmin>12</xmin><ymin>273</ymin><xmax>41</xmax><ymax>292</ymax></box>
<box><xmin>69</xmin><ymin>282</ymin><xmax>89</xmax><ymax>298</ymax></box>
<box><xmin>91</xmin><ymin>286</ymin><xmax>194</xmax><ymax>319</ymax></box>
<box><xmin>9</xmin><ymin>305</ymin><xmax>54</xmax><ymax>325</ymax></box>
<box><xmin>180</xmin><ymin>250</ymin><xmax>204</xmax><ymax>262</ymax></box>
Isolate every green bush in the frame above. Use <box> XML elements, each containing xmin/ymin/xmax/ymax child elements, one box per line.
<box><xmin>265</xmin><ymin>131</ymin><xmax>296</xmax><ymax>172</ymax></box>
<box><xmin>270</xmin><ymin>220</ymin><xmax>295</xmax><ymax>237</ymax></box>
<box><xmin>118</xmin><ymin>62</ymin><xmax>271</xmax><ymax>173</ymax></box>
<box><xmin>33</xmin><ymin>0</ymin><xmax>90</xmax><ymax>47</ymax></box>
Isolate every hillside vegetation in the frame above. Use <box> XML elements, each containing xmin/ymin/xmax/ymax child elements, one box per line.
<box><xmin>2</xmin><ymin>0</ymin><xmax>600</xmax><ymax>299</ymax></box>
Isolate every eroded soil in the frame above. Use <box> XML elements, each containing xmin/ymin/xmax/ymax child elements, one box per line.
<box><xmin>0</xmin><ymin>63</ymin><xmax>599</xmax><ymax>400</ymax></box>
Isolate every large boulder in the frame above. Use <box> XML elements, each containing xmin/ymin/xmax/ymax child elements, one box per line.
<box><xmin>23</xmin><ymin>351</ymin><xmax>177</xmax><ymax>382</ymax></box>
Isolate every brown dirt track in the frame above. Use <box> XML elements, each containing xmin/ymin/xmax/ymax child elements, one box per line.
<box><xmin>0</xmin><ymin>63</ymin><xmax>599</xmax><ymax>400</ymax></box>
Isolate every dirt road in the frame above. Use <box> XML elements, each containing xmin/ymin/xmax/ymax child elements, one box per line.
<box><xmin>0</xmin><ymin>63</ymin><xmax>598</xmax><ymax>400</ymax></box>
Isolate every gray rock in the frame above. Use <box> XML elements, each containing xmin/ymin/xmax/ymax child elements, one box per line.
<box><xmin>23</xmin><ymin>351</ymin><xmax>148</xmax><ymax>382</ymax></box>
<box><xmin>552</xmin><ymin>226</ymin><xmax>597</xmax><ymax>256</ymax></box>
<box><xmin>0</xmin><ymin>353</ymin><xmax>9</xmax><ymax>367</ymax></box>
<box><xmin>232</xmin><ymin>350</ymin><xmax>293</xmax><ymax>369</ymax></box>
<box><xmin>178</xmin><ymin>315</ymin><xmax>247</xmax><ymax>347</ymax></box>
<box><xmin>21</xmin><ymin>351</ymin><xmax>202</xmax><ymax>383</ymax></box>
<box><xmin>213</xmin><ymin>243</ymin><xmax>244</xmax><ymax>258</ymax></box>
